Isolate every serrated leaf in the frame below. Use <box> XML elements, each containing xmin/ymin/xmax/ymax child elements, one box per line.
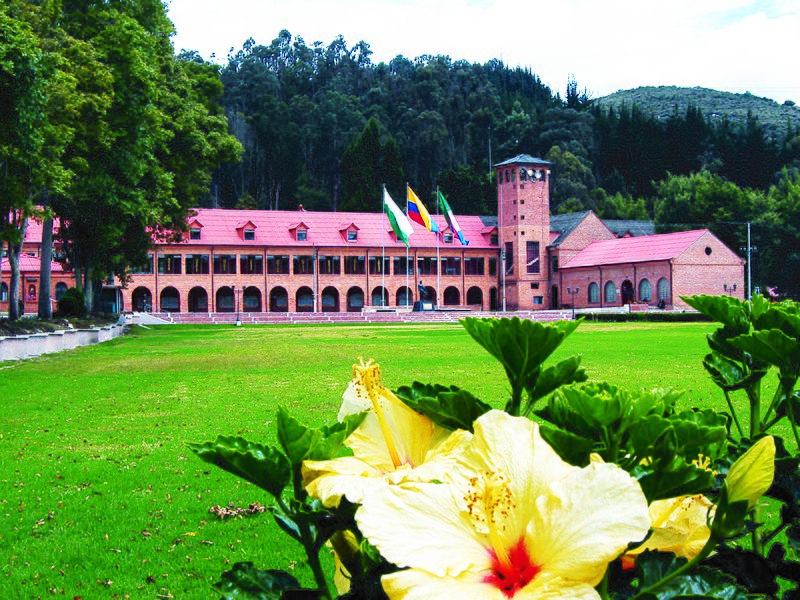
<box><xmin>525</xmin><ymin>355</ymin><xmax>587</xmax><ymax>411</ymax></box>
<box><xmin>702</xmin><ymin>352</ymin><xmax>748</xmax><ymax>391</ymax></box>
<box><xmin>633</xmin><ymin>457</ymin><xmax>716</xmax><ymax>502</ymax></box>
<box><xmin>189</xmin><ymin>436</ymin><xmax>291</xmax><ymax>498</ymax></box>
<box><xmin>635</xmin><ymin>551</ymin><xmax>746</xmax><ymax>600</ymax></box>
<box><xmin>537</xmin><ymin>425</ymin><xmax>593</xmax><ymax>467</ymax></box>
<box><xmin>682</xmin><ymin>295</ymin><xmax>749</xmax><ymax>332</ymax></box>
<box><xmin>701</xmin><ymin>547</ymin><xmax>779</xmax><ymax>596</ymax></box>
<box><xmin>277</xmin><ymin>407</ymin><xmax>365</xmax><ymax>467</ymax></box>
<box><xmin>212</xmin><ymin>562</ymin><xmax>304</xmax><ymax>599</ymax></box>
<box><xmin>395</xmin><ymin>382</ymin><xmax>492</xmax><ymax>432</ymax></box>
<box><xmin>730</xmin><ymin>329</ymin><xmax>800</xmax><ymax>376</ymax></box>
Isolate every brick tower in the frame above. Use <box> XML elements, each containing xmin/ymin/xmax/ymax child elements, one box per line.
<box><xmin>494</xmin><ymin>154</ymin><xmax>552</xmax><ymax>310</ymax></box>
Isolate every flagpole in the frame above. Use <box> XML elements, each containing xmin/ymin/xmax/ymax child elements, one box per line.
<box><xmin>405</xmin><ymin>182</ymin><xmax>410</xmax><ymax>307</ymax></box>
<box><xmin>381</xmin><ymin>184</ymin><xmax>386</xmax><ymax>307</ymax></box>
<box><xmin>436</xmin><ymin>187</ymin><xmax>441</xmax><ymax>307</ymax></box>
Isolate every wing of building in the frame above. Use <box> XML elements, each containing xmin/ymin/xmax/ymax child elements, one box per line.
<box><xmin>4</xmin><ymin>154</ymin><xmax>744</xmax><ymax>314</ymax></box>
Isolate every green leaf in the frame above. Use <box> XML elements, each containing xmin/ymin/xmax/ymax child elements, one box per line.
<box><xmin>635</xmin><ymin>551</ymin><xmax>746</xmax><ymax>600</ymax></box>
<box><xmin>537</xmin><ymin>425</ymin><xmax>593</xmax><ymax>467</ymax></box>
<box><xmin>395</xmin><ymin>382</ymin><xmax>492</xmax><ymax>432</ymax></box>
<box><xmin>276</xmin><ymin>407</ymin><xmax>365</xmax><ymax>468</ymax></box>
<box><xmin>702</xmin><ymin>352</ymin><xmax>748</xmax><ymax>391</ymax></box>
<box><xmin>633</xmin><ymin>456</ymin><xmax>716</xmax><ymax>502</ymax></box>
<box><xmin>730</xmin><ymin>329</ymin><xmax>800</xmax><ymax>377</ymax></box>
<box><xmin>682</xmin><ymin>295</ymin><xmax>749</xmax><ymax>332</ymax></box>
<box><xmin>188</xmin><ymin>436</ymin><xmax>291</xmax><ymax>498</ymax></box>
<box><xmin>212</xmin><ymin>562</ymin><xmax>304</xmax><ymax>599</ymax></box>
<box><xmin>525</xmin><ymin>356</ymin><xmax>587</xmax><ymax>412</ymax></box>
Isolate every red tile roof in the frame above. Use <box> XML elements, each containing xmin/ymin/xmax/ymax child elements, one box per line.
<box><xmin>2</xmin><ymin>253</ymin><xmax>64</xmax><ymax>273</ymax></box>
<box><xmin>561</xmin><ymin>229</ymin><xmax>710</xmax><ymax>269</ymax></box>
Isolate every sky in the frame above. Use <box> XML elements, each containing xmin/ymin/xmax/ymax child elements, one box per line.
<box><xmin>167</xmin><ymin>0</ymin><xmax>800</xmax><ymax>105</ymax></box>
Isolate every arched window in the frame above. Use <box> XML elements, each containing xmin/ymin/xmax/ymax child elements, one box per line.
<box><xmin>0</xmin><ymin>282</ymin><xmax>7</xmax><ymax>302</ymax></box>
<box><xmin>55</xmin><ymin>282</ymin><xmax>68</xmax><ymax>301</ymax></box>
<box><xmin>657</xmin><ymin>278</ymin><xmax>670</xmax><ymax>301</ymax></box>
<box><xmin>604</xmin><ymin>281</ymin><xmax>616</xmax><ymax>303</ymax></box>
<box><xmin>588</xmin><ymin>282</ymin><xmax>599</xmax><ymax>303</ymax></box>
<box><xmin>639</xmin><ymin>279</ymin><xmax>652</xmax><ymax>302</ymax></box>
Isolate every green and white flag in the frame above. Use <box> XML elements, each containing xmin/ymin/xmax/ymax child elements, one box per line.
<box><xmin>384</xmin><ymin>188</ymin><xmax>414</xmax><ymax>246</ymax></box>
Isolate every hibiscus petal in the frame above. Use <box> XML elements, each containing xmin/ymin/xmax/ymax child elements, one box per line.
<box><xmin>526</xmin><ymin>462</ymin><xmax>651</xmax><ymax>586</ymax></box>
<box><xmin>356</xmin><ymin>482</ymin><xmax>491</xmax><ymax>577</ymax></box>
<box><xmin>381</xmin><ymin>568</ymin><xmax>508</xmax><ymax>600</ymax></box>
<box><xmin>302</xmin><ymin>456</ymin><xmax>385</xmax><ymax>507</ymax></box>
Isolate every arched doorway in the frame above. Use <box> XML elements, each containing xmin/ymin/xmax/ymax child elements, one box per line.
<box><xmin>216</xmin><ymin>286</ymin><xmax>234</xmax><ymax>312</ymax></box>
<box><xmin>321</xmin><ymin>286</ymin><xmax>339</xmax><ymax>312</ymax></box>
<box><xmin>132</xmin><ymin>286</ymin><xmax>151</xmax><ymax>312</ymax></box>
<box><xmin>296</xmin><ymin>287</ymin><xmax>313</xmax><ymax>312</ymax></box>
<box><xmin>621</xmin><ymin>280</ymin><xmax>635</xmax><ymax>305</ymax></box>
<box><xmin>490</xmin><ymin>287</ymin><xmax>498</xmax><ymax>311</ymax></box>
<box><xmin>188</xmin><ymin>287</ymin><xmax>208</xmax><ymax>312</ymax></box>
<box><xmin>270</xmin><ymin>287</ymin><xmax>288</xmax><ymax>312</ymax></box>
<box><xmin>466</xmin><ymin>286</ymin><xmax>483</xmax><ymax>309</ymax></box>
<box><xmin>551</xmin><ymin>285</ymin><xmax>559</xmax><ymax>309</ymax></box>
<box><xmin>425</xmin><ymin>286</ymin><xmax>437</xmax><ymax>305</ymax></box>
<box><xmin>396</xmin><ymin>286</ymin><xmax>412</xmax><ymax>307</ymax></box>
<box><xmin>243</xmin><ymin>286</ymin><xmax>262</xmax><ymax>312</ymax></box>
<box><xmin>443</xmin><ymin>286</ymin><xmax>460</xmax><ymax>306</ymax></box>
<box><xmin>371</xmin><ymin>286</ymin><xmax>388</xmax><ymax>307</ymax></box>
<box><xmin>347</xmin><ymin>287</ymin><xmax>364</xmax><ymax>312</ymax></box>
<box><xmin>160</xmin><ymin>287</ymin><xmax>180</xmax><ymax>312</ymax></box>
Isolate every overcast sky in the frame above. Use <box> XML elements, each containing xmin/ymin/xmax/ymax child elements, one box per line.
<box><xmin>167</xmin><ymin>0</ymin><xmax>800</xmax><ymax>105</ymax></box>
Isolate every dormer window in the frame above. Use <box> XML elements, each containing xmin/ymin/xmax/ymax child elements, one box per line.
<box><xmin>443</xmin><ymin>233</ymin><xmax>454</xmax><ymax>244</ymax></box>
<box><xmin>347</xmin><ymin>230</ymin><xmax>357</xmax><ymax>242</ymax></box>
<box><xmin>236</xmin><ymin>220</ymin><xmax>257</xmax><ymax>241</ymax></box>
<box><xmin>490</xmin><ymin>233</ymin><xmax>498</xmax><ymax>245</ymax></box>
<box><xmin>244</xmin><ymin>229</ymin><xmax>255</xmax><ymax>241</ymax></box>
<box><xmin>297</xmin><ymin>229</ymin><xmax>307</xmax><ymax>242</ymax></box>
<box><xmin>190</xmin><ymin>228</ymin><xmax>201</xmax><ymax>240</ymax></box>
<box><xmin>340</xmin><ymin>223</ymin><xmax>359</xmax><ymax>242</ymax></box>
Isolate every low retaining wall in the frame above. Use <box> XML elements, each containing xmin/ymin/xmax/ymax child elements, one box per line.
<box><xmin>0</xmin><ymin>324</ymin><xmax>126</xmax><ymax>362</ymax></box>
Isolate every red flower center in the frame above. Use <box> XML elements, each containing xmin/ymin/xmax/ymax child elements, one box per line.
<box><xmin>484</xmin><ymin>538</ymin><xmax>541</xmax><ymax>597</ymax></box>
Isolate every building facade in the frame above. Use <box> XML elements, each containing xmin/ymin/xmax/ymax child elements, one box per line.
<box><xmin>3</xmin><ymin>154</ymin><xmax>745</xmax><ymax>315</ymax></box>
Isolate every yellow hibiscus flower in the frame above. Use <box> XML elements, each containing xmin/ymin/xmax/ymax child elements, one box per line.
<box><xmin>302</xmin><ymin>359</ymin><xmax>470</xmax><ymax>507</ymax></box>
<box><xmin>626</xmin><ymin>495</ymin><xmax>713</xmax><ymax>563</ymax></box>
<box><xmin>355</xmin><ymin>410</ymin><xmax>651</xmax><ymax>599</ymax></box>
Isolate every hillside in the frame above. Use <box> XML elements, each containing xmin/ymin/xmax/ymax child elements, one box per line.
<box><xmin>596</xmin><ymin>86</ymin><xmax>800</xmax><ymax>140</ymax></box>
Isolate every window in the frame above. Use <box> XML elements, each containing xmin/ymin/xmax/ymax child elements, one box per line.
<box><xmin>639</xmin><ymin>279</ymin><xmax>652</xmax><ymax>302</ymax></box>
<box><xmin>657</xmin><ymin>278</ymin><xmax>670</xmax><ymax>301</ymax></box>
<box><xmin>190</xmin><ymin>228</ymin><xmax>201</xmax><ymax>240</ymax></box>
<box><xmin>214</xmin><ymin>254</ymin><xmax>237</xmax><ymax>274</ymax></box>
<box><xmin>55</xmin><ymin>282</ymin><xmax>68</xmax><ymax>301</ymax></box>
<box><xmin>441</xmin><ymin>257</ymin><xmax>461</xmax><ymax>276</ymax></box>
<box><xmin>369</xmin><ymin>256</ymin><xmax>390</xmax><ymax>275</ymax></box>
<box><xmin>604</xmin><ymin>281</ymin><xmax>617</xmax><ymax>303</ymax></box>
<box><xmin>533</xmin><ymin>296</ymin><xmax>544</xmax><ymax>305</ymax></box>
<box><xmin>443</xmin><ymin>233</ymin><xmax>454</xmax><ymax>244</ymax></box>
<box><xmin>296</xmin><ymin>229</ymin><xmax>307</xmax><ymax>242</ymax></box>
<box><xmin>240</xmin><ymin>255</ymin><xmax>263</xmax><ymax>275</ymax></box>
<box><xmin>244</xmin><ymin>229</ymin><xmax>255</xmax><ymax>241</ymax></box>
<box><xmin>344</xmin><ymin>256</ymin><xmax>365</xmax><ymax>274</ymax></box>
<box><xmin>318</xmin><ymin>255</ymin><xmax>340</xmax><ymax>275</ymax></box>
<box><xmin>504</xmin><ymin>242</ymin><xmax>514</xmax><ymax>275</ymax></box>
<box><xmin>526</xmin><ymin>241</ymin><xmax>540</xmax><ymax>274</ymax></box>
<box><xmin>132</xmin><ymin>254</ymin><xmax>154</xmax><ymax>274</ymax></box>
<box><xmin>185</xmin><ymin>254</ymin><xmax>209</xmax><ymax>274</ymax></box>
<box><xmin>417</xmin><ymin>257</ymin><xmax>438</xmax><ymax>276</ymax></box>
<box><xmin>393</xmin><ymin>256</ymin><xmax>414</xmax><ymax>275</ymax></box>
<box><xmin>347</xmin><ymin>230</ymin><xmax>358</xmax><ymax>242</ymax></box>
<box><xmin>588</xmin><ymin>282</ymin><xmax>600</xmax><ymax>303</ymax></box>
<box><xmin>157</xmin><ymin>254</ymin><xmax>182</xmax><ymax>274</ymax></box>
<box><xmin>489</xmin><ymin>258</ymin><xmax>497</xmax><ymax>276</ymax></box>
<box><xmin>551</xmin><ymin>256</ymin><xmax>559</xmax><ymax>273</ymax></box>
<box><xmin>267</xmin><ymin>255</ymin><xmax>291</xmax><ymax>275</ymax></box>
<box><xmin>464</xmin><ymin>257</ymin><xmax>484</xmax><ymax>276</ymax></box>
<box><xmin>0</xmin><ymin>282</ymin><xmax>7</xmax><ymax>302</ymax></box>
<box><xmin>490</xmin><ymin>233</ymin><xmax>498</xmax><ymax>245</ymax></box>
<box><xmin>293</xmin><ymin>255</ymin><xmax>314</xmax><ymax>275</ymax></box>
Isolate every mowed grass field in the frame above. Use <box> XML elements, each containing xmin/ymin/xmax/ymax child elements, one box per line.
<box><xmin>1</xmin><ymin>320</ymin><xmax>730</xmax><ymax>598</ymax></box>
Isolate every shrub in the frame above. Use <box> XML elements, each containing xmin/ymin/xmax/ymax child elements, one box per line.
<box><xmin>57</xmin><ymin>287</ymin><xmax>86</xmax><ymax>317</ymax></box>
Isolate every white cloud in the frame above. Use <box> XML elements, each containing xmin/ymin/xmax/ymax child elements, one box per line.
<box><xmin>168</xmin><ymin>0</ymin><xmax>800</xmax><ymax>103</ymax></box>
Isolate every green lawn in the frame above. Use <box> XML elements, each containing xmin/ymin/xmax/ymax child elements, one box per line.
<box><xmin>1</xmin><ymin>321</ymin><xmax>728</xmax><ymax>598</ymax></box>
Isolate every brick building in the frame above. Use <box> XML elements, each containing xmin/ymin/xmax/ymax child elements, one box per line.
<box><xmin>2</xmin><ymin>154</ymin><xmax>745</xmax><ymax>314</ymax></box>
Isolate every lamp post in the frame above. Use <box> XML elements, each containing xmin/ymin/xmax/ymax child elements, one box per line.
<box><xmin>567</xmin><ymin>287</ymin><xmax>579</xmax><ymax>320</ymax></box>
<box><xmin>723</xmin><ymin>283</ymin><xmax>737</xmax><ymax>297</ymax></box>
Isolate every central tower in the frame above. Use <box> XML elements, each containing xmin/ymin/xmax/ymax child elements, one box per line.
<box><xmin>494</xmin><ymin>154</ymin><xmax>552</xmax><ymax>310</ymax></box>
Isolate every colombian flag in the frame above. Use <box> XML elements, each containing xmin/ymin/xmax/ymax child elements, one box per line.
<box><xmin>407</xmin><ymin>187</ymin><xmax>439</xmax><ymax>233</ymax></box>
